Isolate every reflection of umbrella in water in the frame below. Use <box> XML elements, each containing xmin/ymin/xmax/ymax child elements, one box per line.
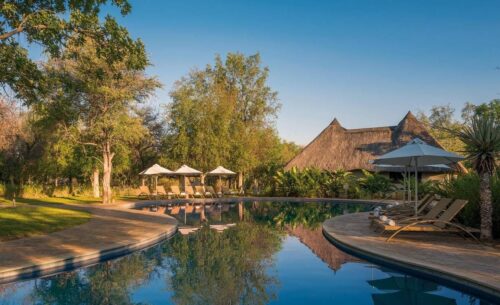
<box><xmin>369</xmin><ymin>275</ymin><xmax>457</xmax><ymax>305</ymax></box>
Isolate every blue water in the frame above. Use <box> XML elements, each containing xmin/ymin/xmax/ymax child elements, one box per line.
<box><xmin>0</xmin><ymin>201</ymin><xmax>494</xmax><ymax>305</ymax></box>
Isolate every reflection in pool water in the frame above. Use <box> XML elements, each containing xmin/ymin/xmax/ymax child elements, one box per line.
<box><xmin>0</xmin><ymin>201</ymin><xmax>494</xmax><ymax>305</ymax></box>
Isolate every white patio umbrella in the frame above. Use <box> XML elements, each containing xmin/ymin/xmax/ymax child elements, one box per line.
<box><xmin>372</xmin><ymin>138</ymin><xmax>464</xmax><ymax>215</ymax></box>
<box><xmin>175</xmin><ymin>164</ymin><xmax>202</xmax><ymax>175</ymax></box>
<box><xmin>174</xmin><ymin>165</ymin><xmax>203</xmax><ymax>190</ymax></box>
<box><xmin>207</xmin><ymin>166</ymin><xmax>236</xmax><ymax>176</ymax></box>
<box><xmin>207</xmin><ymin>166</ymin><xmax>237</xmax><ymax>190</ymax></box>
<box><xmin>139</xmin><ymin>164</ymin><xmax>174</xmax><ymax>188</ymax></box>
<box><xmin>139</xmin><ymin>164</ymin><xmax>174</xmax><ymax>175</ymax></box>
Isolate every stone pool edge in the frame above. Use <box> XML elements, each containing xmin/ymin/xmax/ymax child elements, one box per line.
<box><xmin>0</xmin><ymin>208</ymin><xmax>178</xmax><ymax>284</ymax></box>
<box><xmin>322</xmin><ymin>215</ymin><xmax>500</xmax><ymax>303</ymax></box>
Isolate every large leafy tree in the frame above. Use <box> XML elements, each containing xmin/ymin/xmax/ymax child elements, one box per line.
<box><xmin>0</xmin><ymin>0</ymin><xmax>143</xmax><ymax>102</ymax></box>
<box><xmin>164</xmin><ymin>53</ymin><xmax>282</xmax><ymax>180</ymax></box>
<box><xmin>453</xmin><ymin>114</ymin><xmax>500</xmax><ymax>240</ymax></box>
<box><xmin>41</xmin><ymin>38</ymin><xmax>160</xmax><ymax>203</ymax></box>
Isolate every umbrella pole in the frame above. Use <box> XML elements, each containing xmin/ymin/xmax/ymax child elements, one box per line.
<box><xmin>414</xmin><ymin>158</ymin><xmax>418</xmax><ymax>216</ymax></box>
<box><xmin>407</xmin><ymin>167</ymin><xmax>411</xmax><ymax>204</ymax></box>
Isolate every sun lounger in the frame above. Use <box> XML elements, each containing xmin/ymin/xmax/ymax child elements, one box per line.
<box><xmin>200</xmin><ymin>186</ymin><xmax>215</xmax><ymax>198</ymax></box>
<box><xmin>138</xmin><ymin>186</ymin><xmax>152</xmax><ymax>199</ymax></box>
<box><xmin>156</xmin><ymin>185</ymin><xmax>167</xmax><ymax>199</ymax></box>
<box><xmin>194</xmin><ymin>186</ymin><xmax>207</xmax><ymax>198</ymax></box>
<box><xmin>206</xmin><ymin>186</ymin><xmax>220</xmax><ymax>198</ymax></box>
<box><xmin>370</xmin><ymin>194</ymin><xmax>434</xmax><ymax>219</ymax></box>
<box><xmin>373</xmin><ymin>198</ymin><xmax>452</xmax><ymax>227</ymax></box>
<box><xmin>374</xmin><ymin>199</ymin><xmax>480</xmax><ymax>242</ymax></box>
<box><xmin>170</xmin><ymin>185</ymin><xmax>188</xmax><ymax>198</ymax></box>
<box><xmin>185</xmin><ymin>186</ymin><xmax>198</xmax><ymax>198</ymax></box>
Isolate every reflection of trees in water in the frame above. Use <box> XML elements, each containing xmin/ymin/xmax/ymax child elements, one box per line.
<box><xmin>163</xmin><ymin>223</ymin><xmax>282</xmax><ymax>305</ymax></box>
<box><xmin>248</xmin><ymin>201</ymin><xmax>370</xmax><ymax>229</ymax></box>
<box><xmin>30</xmin><ymin>254</ymin><xmax>157</xmax><ymax>305</ymax></box>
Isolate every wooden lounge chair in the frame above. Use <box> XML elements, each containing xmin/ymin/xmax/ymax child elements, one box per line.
<box><xmin>170</xmin><ymin>185</ymin><xmax>188</xmax><ymax>198</ymax></box>
<box><xmin>374</xmin><ymin>198</ymin><xmax>452</xmax><ymax>226</ymax></box>
<box><xmin>194</xmin><ymin>186</ymin><xmax>206</xmax><ymax>198</ymax></box>
<box><xmin>185</xmin><ymin>186</ymin><xmax>197</xmax><ymax>198</ymax></box>
<box><xmin>138</xmin><ymin>185</ymin><xmax>152</xmax><ymax>199</ymax></box>
<box><xmin>156</xmin><ymin>185</ymin><xmax>167</xmax><ymax>199</ymax></box>
<box><xmin>222</xmin><ymin>186</ymin><xmax>238</xmax><ymax>196</ymax></box>
<box><xmin>370</xmin><ymin>194</ymin><xmax>434</xmax><ymax>219</ymax></box>
<box><xmin>206</xmin><ymin>186</ymin><xmax>220</xmax><ymax>198</ymax></box>
<box><xmin>201</xmin><ymin>185</ymin><xmax>214</xmax><ymax>198</ymax></box>
<box><xmin>375</xmin><ymin>199</ymin><xmax>480</xmax><ymax>242</ymax></box>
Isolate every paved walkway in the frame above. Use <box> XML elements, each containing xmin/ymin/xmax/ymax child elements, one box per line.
<box><xmin>0</xmin><ymin>203</ymin><xmax>177</xmax><ymax>283</ymax></box>
<box><xmin>323</xmin><ymin>212</ymin><xmax>500</xmax><ymax>300</ymax></box>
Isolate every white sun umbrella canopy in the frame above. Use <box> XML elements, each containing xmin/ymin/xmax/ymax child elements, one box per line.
<box><xmin>139</xmin><ymin>164</ymin><xmax>173</xmax><ymax>189</ymax></box>
<box><xmin>207</xmin><ymin>166</ymin><xmax>236</xmax><ymax>176</ymax></box>
<box><xmin>372</xmin><ymin>138</ymin><xmax>464</xmax><ymax>215</ymax></box>
<box><xmin>174</xmin><ymin>165</ymin><xmax>203</xmax><ymax>175</ymax></box>
<box><xmin>175</xmin><ymin>165</ymin><xmax>203</xmax><ymax>191</ymax></box>
<box><xmin>139</xmin><ymin>164</ymin><xmax>174</xmax><ymax>175</ymax></box>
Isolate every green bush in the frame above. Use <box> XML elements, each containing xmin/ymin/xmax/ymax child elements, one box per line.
<box><xmin>358</xmin><ymin>170</ymin><xmax>394</xmax><ymax>199</ymax></box>
<box><xmin>436</xmin><ymin>173</ymin><xmax>500</xmax><ymax>238</ymax></box>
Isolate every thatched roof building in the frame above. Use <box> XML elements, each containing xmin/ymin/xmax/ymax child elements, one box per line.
<box><xmin>285</xmin><ymin>111</ymin><xmax>462</xmax><ymax>174</ymax></box>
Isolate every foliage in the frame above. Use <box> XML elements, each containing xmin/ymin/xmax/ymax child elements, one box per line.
<box><xmin>273</xmin><ymin>167</ymin><xmax>366</xmax><ymax>198</ymax></box>
<box><xmin>435</xmin><ymin>173</ymin><xmax>500</xmax><ymax>238</ymax></box>
<box><xmin>38</xmin><ymin>37</ymin><xmax>160</xmax><ymax>203</ymax></box>
<box><xmin>417</xmin><ymin>104</ymin><xmax>464</xmax><ymax>153</ymax></box>
<box><xmin>358</xmin><ymin>170</ymin><xmax>394</xmax><ymax>198</ymax></box>
<box><xmin>163</xmin><ymin>53</ymin><xmax>281</xmax><ymax>175</ymax></box>
<box><xmin>453</xmin><ymin>115</ymin><xmax>499</xmax><ymax>175</ymax></box>
<box><xmin>0</xmin><ymin>0</ymin><xmax>144</xmax><ymax>102</ymax></box>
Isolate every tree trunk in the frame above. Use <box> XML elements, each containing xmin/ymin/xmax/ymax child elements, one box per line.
<box><xmin>102</xmin><ymin>142</ymin><xmax>114</xmax><ymax>204</ymax></box>
<box><xmin>479</xmin><ymin>172</ymin><xmax>493</xmax><ymax>240</ymax></box>
<box><xmin>92</xmin><ymin>168</ymin><xmax>100</xmax><ymax>198</ymax></box>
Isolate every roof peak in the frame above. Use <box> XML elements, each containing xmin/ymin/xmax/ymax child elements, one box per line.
<box><xmin>330</xmin><ymin>118</ymin><xmax>342</xmax><ymax>127</ymax></box>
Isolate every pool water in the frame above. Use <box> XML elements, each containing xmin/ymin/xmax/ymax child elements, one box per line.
<box><xmin>0</xmin><ymin>201</ymin><xmax>494</xmax><ymax>305</ymax></box>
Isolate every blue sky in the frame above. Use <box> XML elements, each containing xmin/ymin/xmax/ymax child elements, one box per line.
<box><xmin>107</xmin><ymin>0</ymin><xmax>499</xmax><ymax>144</ymax></box>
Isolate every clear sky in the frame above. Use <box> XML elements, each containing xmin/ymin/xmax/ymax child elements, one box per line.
<box><xmin>106</xmin><ymin>0</ymin><xmax>500</xmax><ymax>145</ymax></box>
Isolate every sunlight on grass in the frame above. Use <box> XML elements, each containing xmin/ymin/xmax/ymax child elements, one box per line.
<box><xmin>0</xmin><ymin>205</ymin><xmax>91</xmax><ymax>241</ymax></box>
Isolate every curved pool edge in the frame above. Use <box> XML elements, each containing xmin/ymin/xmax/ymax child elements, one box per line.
<box><xmin>0</xmin><ymin>207</ymin><xmax>178</xmax><ymax>285</ymax></box>
<box><xmin>322</xmin><ymin>214</ymin><xmax>500</xmax><ymax>303</ymax></box>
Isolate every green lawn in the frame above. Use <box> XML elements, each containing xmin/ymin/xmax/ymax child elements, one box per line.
<box><xmin>0</xmin><ymin>201</ymin><xmax>91</xmax><ymax>241</ymax></box>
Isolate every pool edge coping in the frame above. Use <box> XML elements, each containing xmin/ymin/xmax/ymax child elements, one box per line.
<box><xmin>0</xmin><ymin>211</ymin><xmax>178</xmax><ymax>284</ymax></box>
<box><xmin>322</xmin><ymin>215</ymin><xmax>500</xmax><ymax>303</ymax></box>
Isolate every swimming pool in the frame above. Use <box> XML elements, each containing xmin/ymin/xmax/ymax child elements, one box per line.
<box><xmin>0</xmin><ymin>201</ymin><xmax>495</xmax><ymax>304</ymax></box>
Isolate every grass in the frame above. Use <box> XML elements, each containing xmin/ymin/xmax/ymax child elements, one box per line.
<box><xmin>0</xmin><ymin>197</ymin><xmax>93</xmax><ymax>241</ymax></box>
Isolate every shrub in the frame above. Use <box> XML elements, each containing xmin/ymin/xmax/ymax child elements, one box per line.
<box><xmin>358</xmin><ymin>170</ymin><xmax>394</xmax><ymax>199</ymax></box>
<box><xmin>436</xmin><ymin>173</ymin><xmax>500</xmax><ymax>238</ymax></box>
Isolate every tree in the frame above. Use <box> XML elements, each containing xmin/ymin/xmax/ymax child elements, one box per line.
<box><xmin>0</xmin><ymin>0</ymin><xmax>141</xmax><ymax>102</ymax></box>
<box><xmin>417</xmin><ymin>104</ymin><xmax>464</xmax><ymax>153</ymax></box>
<box><xmin>164</xmin><ymin>53</ymin><xmax>282</xmax><ymax>180</ymax></box>
<box><xmin>42</xmin><ymin>38</ymin><xmax>160</xmax><ymax>203</ymax></box>
<box><xmin>452</xmin><ymin>114</ymin><xmax>500</xmax><ymax>240</ymax></box>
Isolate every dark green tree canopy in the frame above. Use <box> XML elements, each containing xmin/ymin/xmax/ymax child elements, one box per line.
<box><xmin>0</xmin><ymin>0</ymin><xmax>148</xmax><ymax>103</ymax></box>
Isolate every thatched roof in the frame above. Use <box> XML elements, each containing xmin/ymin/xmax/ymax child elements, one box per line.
<box><xmin>285</xmin><ymin>111</ymin><xmax>463</xmax><ymax>173</ymax></box>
